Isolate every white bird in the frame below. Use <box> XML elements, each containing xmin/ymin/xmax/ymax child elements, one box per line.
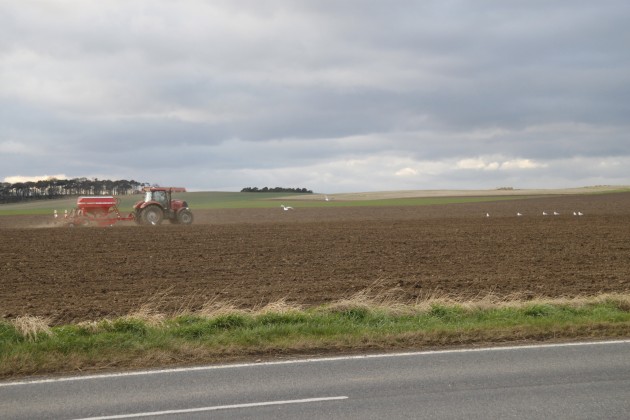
<box><xmin>542</xmin><ymin>211</ymin><xmax>548</xmax><ymax>216</ymax></box>
<box><xmin>281</xmin><ymin>205</ymin><xmax>294</xmax><ymax>211</ymax></box>
<box><xmin>517</xmin><ymin>212</ymin><xmax>523</xmax><ymax>216</ymax></box>
<box><xmin>54</xmin><ymin>209</ymin><xmax>58</xmax><ymax>219</ymax></box>
<box><xmin>486</xmin><ymin>213</ymin><xmax>490</xmax><ymax>217</ymax></box>
<box><xmin>578</xmin><ymin>211</ymin><xmax>583</xmax><ymax>216</ymax></box>
<box><xmin>573</xmin><ymin>211</ymin><xmax>577</xmax><ymax>216</ymax></box>
<box><xmin>553</xmin><ymin>211</ymin><xmax>560</xmax><ymax>216</ymax></box>
<box><xmin>324</xmin><ymin>195</ymin><xmax>330</xmax><ymax>201</ymax></box>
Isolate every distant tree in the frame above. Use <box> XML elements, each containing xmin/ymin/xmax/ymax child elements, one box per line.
<box><xmin>240</xmin><ymin>187</ymin><xmax>313</xmax><ymax>193</ymax></box>
<box><xmin>0</xmin><ymin>182</ymin><xmax>10</xmax><ymax>203</ymax></box>
<box><xmin>0</xmin><ymin>177</ymin><xmax>150</xmax><ymax>204</ymax></box>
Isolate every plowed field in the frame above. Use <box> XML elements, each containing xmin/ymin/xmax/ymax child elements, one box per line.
<box><xmin>1</xmin><ymin>193</ymin><xmax>630</xmax><ymax>325</ymax></box>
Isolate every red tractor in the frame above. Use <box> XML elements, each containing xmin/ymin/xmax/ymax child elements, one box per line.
<box><xmin>134</xmin><ymin>187</ymin><xmax>193</xmax><ymax>225</ymax></box>
<box><xmin>55</xmin><ymin>187</ymin><xmax>193</xmax><ymax>227</ymax></box>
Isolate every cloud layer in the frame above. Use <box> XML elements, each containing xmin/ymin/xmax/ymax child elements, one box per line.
<box><xmin>2</xmin><ymin>1</ymin><xmax>629</xmax><ymax>192</ymax></box>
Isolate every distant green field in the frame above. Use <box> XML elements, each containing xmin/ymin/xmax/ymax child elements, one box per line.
<box><xmin>3</xmin><ymin>185</ymin><xmax>629</xmax><ymax>216</ymax></box>
<box><xmin>180</xmin><ymin>192</ymin><xmax>530</xmax><ymax>209</ymax></box>
<box><xmin>0</xmin><ymin>192</ymin><xmax>533</xmax><ymax>216</ymax></box>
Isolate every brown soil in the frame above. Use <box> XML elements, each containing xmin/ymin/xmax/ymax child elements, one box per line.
<box><xmin>1</xmin><ymin>193</ymin><xmax>630</xmax><ymax>325</ymax></box>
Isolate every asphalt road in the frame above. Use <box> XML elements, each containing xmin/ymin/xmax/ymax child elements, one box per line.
<box><xmin>1</xmin><ymin>340</ymin><xmax>629</xmax><ymax>419</ymax></box>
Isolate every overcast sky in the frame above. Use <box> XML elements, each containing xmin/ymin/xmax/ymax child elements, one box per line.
<box><xmin>1</xmin><ymin>1</ymin><xmax>629</xmax><ymax>193</ymax></box>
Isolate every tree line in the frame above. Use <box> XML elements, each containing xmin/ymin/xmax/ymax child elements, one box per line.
<box><xmin>0</xmin><ymin>178</ymin><xmax>147</xmax><ymax>204</ymax></box>
<box><xmin>240</xmin><ymin>187</ymin><xmax>313</xmax><ymax>193</ymax></box>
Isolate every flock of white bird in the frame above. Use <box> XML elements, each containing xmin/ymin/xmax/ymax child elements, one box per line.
<box><xmin>280</xmin><ymin>194</ymin><xmax>333</xmax><ymax>211</ymax></box>
<box><xmin>280</xmin><ymin>195</ymin><xmax>587</xmax><ymax>218</ymax></box>
<box><xmin>486</xmin><ymin>211</ymin><xmax>584</xmax><ymax>217</ymax></box>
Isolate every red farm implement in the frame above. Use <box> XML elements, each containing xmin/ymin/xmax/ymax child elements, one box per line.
<box><xmin>56</xmin><ymin>196</ymin><xmax>135</xmax><ymax>227</ymax></box>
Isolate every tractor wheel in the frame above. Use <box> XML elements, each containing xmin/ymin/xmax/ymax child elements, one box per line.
<box><xmin>141</xmin><ymin>205</ymin><xmax>164</xmax><ymax>225</ymax></box>
<box><xmin>177</xmin><ymin>209</ymin><xmax>194</xmax><ymax>225</ymax></box>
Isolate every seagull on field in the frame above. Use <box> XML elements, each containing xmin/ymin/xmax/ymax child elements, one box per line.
<box><xmin>542</xmin><ymin>211</ymin><xmax>548</xmax><ymax>216</ymax></box>
<box><xmin>64</xmin><ymin>209</ymin><xmax>68</xmax><ymax>218</ymax></box>
<box><xmin>573</xmin><ymin>211</ymin><xmax>577</xmax><ymax>216</ymax></box>
<box><xmin>324</xmin><ymin>195</ymin><xmax>331</xmax><ymax>201</ymax></box>
<box><xmin>281</xmin><ymin>204</ymin><xmax>294</xmax><ymax>211</ymax></box>
<box><xmin>517</xmin><ymin>212</ymin><xmax>523</xmax><ymax>216</ymax></box>
<box><xmin>553</xmin><ymin>211</ymin><xmax>560</xmax><ymax>216</ymax></box>
<box><xmin>54</xmin><ymin>209</ymin><xmax>58</xmax><ymax>219</ymax></box>
<box><xmin>486</xmin><ymin>213</ymin><xmax>490</xmax><ymax>218</ymax></box>
<box><xmin>578</xmin><ymin>211</ymin><xmax>583</xmax><ymax>216</ymax></box>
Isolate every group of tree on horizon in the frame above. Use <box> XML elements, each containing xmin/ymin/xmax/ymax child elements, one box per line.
<box><xmin>240</xmin><ymin>187</ymin><xmax>313</xmax><ymax>193</ymax></box>
<box><xmin>0</xmin><ymin>178</ymin><xmax>147</xmax><ymax>204</ymax></box>
<box><xmin>0</xmin><ymin>178</ymin><xmax>316</xmax><ymax>204</ymax></box>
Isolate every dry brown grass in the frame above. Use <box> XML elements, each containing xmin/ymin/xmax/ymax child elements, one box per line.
<box><xmin>76</xmin><ymin>320</ymin><xmax>102</xmax><ymax>334</ymax></box>
<box><xmin>11</xmin><ymin>289</ymin><xmax>630</xmax><ymax>332</ymax></box>
<box><xmin>255</xmin><ymin>297</ymin><xmax>303</xmax><ymax>315</ymax></box>
<box><xmin>324</xmin><ymin>288</ymin><xmax>413</xmax><ymax>315</ymax></box>
<box><xmin>123</xmin><ymin>287</ymin><xmax>176</xmax><ymax>326</ymax></box>
<box><xmin>86</xmin><ymin>288</ymin><xmax>630</xmax><ymax>322</ymax></box>
<box><xmin>445</xmin><ymin>292</ymin><xmax>630</xmax><ymax>312</ymax></box>
<box><xmin>317</xmin><ymin>288</ymin><xmax>630</xmax><ymax>316</ymax></box>
<box><xmin>198</xmin><ymin>297</ymin><xmax>247</xmax><ymax>318</ymax></box>
<box><xmin>123</xmin><ymin>304</ymin><xmax>166</xmax><ymax>327</ymax></box>
<box><xmin>11</xmin><ymin>316</ymin><xmax>52</xmax><ymax>341</ymax></box>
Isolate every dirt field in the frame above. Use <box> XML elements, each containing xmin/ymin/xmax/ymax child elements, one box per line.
<box><xmin>1</xmin><ymin>193</ymin><xmax>629</xmax><ymax>325</ymax></box>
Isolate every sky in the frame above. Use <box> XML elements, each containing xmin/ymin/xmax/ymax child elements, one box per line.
<box><xmin>1</xmin><ymin>1</ymin><xmax>629</xmax><ymax>193</ymax></box>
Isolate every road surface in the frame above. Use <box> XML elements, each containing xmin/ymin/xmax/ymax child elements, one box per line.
<box><xmin>1</xmin><ymin>340</ymin><xmax>629</xmax><ymax>419</ymax></box>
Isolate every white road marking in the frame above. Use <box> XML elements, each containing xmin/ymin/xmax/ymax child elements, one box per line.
<box><xmin>2</xmin><ymin>339</ymin><xmax>629</xmax><ymax>388</ymax></box>
<box><xmin>73</xmin><ymin>396</ymin><xmax>348</xmax><ymax>419</ymax></box>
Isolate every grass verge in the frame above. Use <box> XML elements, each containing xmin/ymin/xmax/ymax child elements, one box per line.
<box><xmin>2</xmin><ymin>293</ymin><xmax>630</xmax><ymax>379</ymax></box>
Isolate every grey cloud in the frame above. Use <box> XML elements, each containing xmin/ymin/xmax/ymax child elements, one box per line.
<box><xmin>1</xmin><ymin>1</ymin><xmax>629</xmax><ymax>191</ymax></box>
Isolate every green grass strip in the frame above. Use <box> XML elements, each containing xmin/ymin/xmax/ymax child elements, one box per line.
<box><xmin>2</xmin><ymin>299</ymin><xmax>630</xmax><ymax>378</ymax></box>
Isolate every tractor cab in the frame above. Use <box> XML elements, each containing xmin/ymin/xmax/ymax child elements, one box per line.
<box><xmin>134</xmin><ymin>187</ymin><xmax>193</xmax><ymax>225</ymax></box>
<box><xmin>144</xmin><ymin>189</ymin><xmax>167</xmax><ymax>206</ymax></box>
